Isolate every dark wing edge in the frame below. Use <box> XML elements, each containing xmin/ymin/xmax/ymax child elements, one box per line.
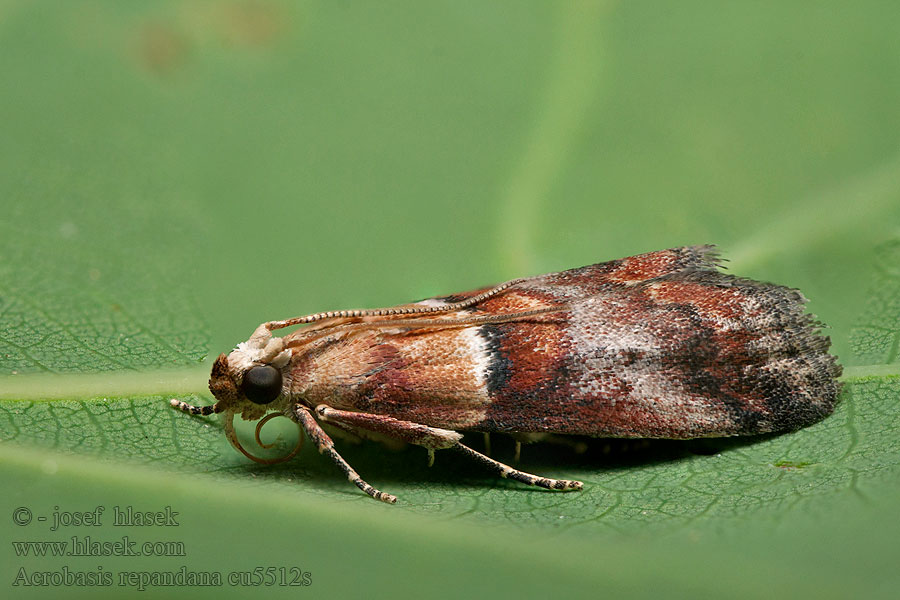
<box><xmin>648</xmin><ymin>267</ymin><xmax>843</xmax><ymax>433</ymax></box>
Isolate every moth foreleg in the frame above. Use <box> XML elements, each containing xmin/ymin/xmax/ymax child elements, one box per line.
<box><xmin>169</xmin><ymin>399</ymin><xmax>217</xmax><ymax>416</ymax></box>
<box><xmin>291</xmin><ymin>405</ymin><xmax>397</xmax><ymax>504</ymax></box>
<box><xmin>454</xmin><ymin>443</ymin><xmax>583</xmax><ymax>492</ymax></box>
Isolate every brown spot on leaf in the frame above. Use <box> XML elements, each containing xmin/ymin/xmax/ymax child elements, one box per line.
<box><xmin>219</xmin><ymin>1</ymin><xmax>285</xmax><ymax>47</ymax></box>
<box><xmin>136</xmin><ymin>21</ymin><xmax>190</xmax><ymax>77</ymax></box>
<box><xmin>773</xmin><ymin>460</ymin><xmax>814</xmax><ymax>470</ymax></box>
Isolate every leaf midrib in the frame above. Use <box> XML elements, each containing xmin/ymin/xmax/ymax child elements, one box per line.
<box><xmin>0</xmin><ymin>364</ymin><xmax>893</xmax><ymax>401</ymax></box>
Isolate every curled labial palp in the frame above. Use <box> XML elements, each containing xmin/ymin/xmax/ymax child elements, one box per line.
<box><xmin>222</xmin><ymin>410</ymin><xmax>304</xmax><ymax>465</ymax></box>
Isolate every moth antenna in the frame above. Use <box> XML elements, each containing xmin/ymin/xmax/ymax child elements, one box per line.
<box><xmin>223</xmin><ymin>411</ymin><xmax>304</xmax><ymax>465</ymax></box>
<box><xmin>340</xmin><ymin>306</ymin><xmax>567</xmax><ymax>331</ymax></box>
<box><xmin>169</xmin><ymin>398</ymin><xmax>221</xmax><ymax>416</ymax></box>
<box><xmin>265</xmin><ymin>278</ymin><xmax>525</xmax><ymax>330</ymax></box>
<box><xmin>283</xmin><ymin>306</ymin><xmax>568</xmax><ymax>350</ymax></box>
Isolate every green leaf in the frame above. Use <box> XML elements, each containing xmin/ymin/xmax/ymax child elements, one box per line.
<box><xmin>3</xmin><ymin>1</ymin><xmax>900</xmax><ymax>598</ymax></box>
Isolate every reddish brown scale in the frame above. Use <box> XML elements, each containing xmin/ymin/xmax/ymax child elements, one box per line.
<box><xmin>650</xmin><ymin>279</ymin><xmax>754</xmax><ymax>321</ymax></box>
<box><xmin>601</xmin><ymin>245</ymin><xmax>720</xmax><ymax>285</ymax></box>
<box><xmin>607</xmin><ymin>256</ymin><xmax>681</xmax><ymax>283</ymax></box>
<box><xmin>291</xmin><ymin>327</ymin><xmax>491</xmax><ymax>430</ymax></box>
<box><xmin>473</xmin><ymin>289</ymin><xmax>572</xmax><ymax>406</ymax></box>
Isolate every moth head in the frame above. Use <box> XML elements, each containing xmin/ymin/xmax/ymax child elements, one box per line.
<box><xmin>209</xmin><ymin>360</ymin><xmax>291</xmax><ymax>422</ymax></box>
<box><xmin>207</xmin><ymin>324</ymin><xmax>293</xmax><ymax>420</ymax></box>
<box><xmin>206</xmin><ymin>327</ymin><xmax>303</xmax><ymax>465</ymax></box>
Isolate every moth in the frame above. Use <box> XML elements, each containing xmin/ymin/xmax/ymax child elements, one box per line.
<box><xmin>172</xmin><ymin>246</ymin><xmax>841</xmax><ymax>503</ymax></box>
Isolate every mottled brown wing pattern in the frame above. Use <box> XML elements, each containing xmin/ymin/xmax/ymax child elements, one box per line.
<box><xmin>472</xmin><ymin>268</ymin><xmax>840</xmax><ymax>438</ymax></box>
<box><xmin>286</xmin><ymin>246</ymin><xmax>840</xmax><ymax>439</ymax></box>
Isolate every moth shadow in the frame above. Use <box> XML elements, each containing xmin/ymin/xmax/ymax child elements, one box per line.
<box><xmin>235</xmin><ymin>431</ymin><xmax>783</xmax><ymax>495</ymax></box>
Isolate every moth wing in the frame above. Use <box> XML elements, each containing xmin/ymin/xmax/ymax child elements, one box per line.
<box><xmin>289</xmin><ymin>246</ymin><xmax>839</xmax><ymax>440</ymax></box>
<box><xmin>473</xmin><ymin>266</ymin><xmax>841</xmax><ymax>438</ymax></box>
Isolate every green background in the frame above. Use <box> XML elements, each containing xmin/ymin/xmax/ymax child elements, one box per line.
<box><xmin>2</xmin><ymin>1</ymin><xmax>899</xmax><ymax>598</ymax></box>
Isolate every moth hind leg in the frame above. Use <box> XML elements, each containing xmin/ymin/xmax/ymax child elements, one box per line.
<box><xmin>455</xmin><ymin>443</ymin><xmax>583</xmax><ymax>491</ymax></box>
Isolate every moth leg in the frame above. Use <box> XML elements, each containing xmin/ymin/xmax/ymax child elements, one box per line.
<box><xmin>315</xmin><ymin>406</ymin><xmax>462</xmax><ymax>467</ymax></box>
<box><xmin>169</xmin><ymin>399</ymin><xmax>217</xmax><ymax>416</ymax></box>
<box><xmin>316</xmin><ymin>416</ymin><xmax>406</xmax><ymax>451</ymax></box>
<box><xmin>539</xmin><ymin>434</ymin><xmax>589</xmax><ymax>454</ymax></box>
<box><xmin>454</xmin><ymin>443</ymin><xmax>583</xmax><ymax>491</ymax></box>
<box><xmin>510</xmin><ymin>433</ymin><xmax>547</xmax><ymax>462</ymax></box>
<box><xmin>314</xmin><ymin>405</ymin><xmax>463</xmax><ymax>450</ymax></box>
<box><xmin>291</xmin><ymin>405</ymin><xmax>397</xmax><ymax>504</ymax></box>
<box><xmin>315</xmin><ymin>406</ymin><xmax>581</xmax><ymax>492</ymax></box>
<box><xmin>509</xmin><ymin>432</ymin><xmax>588</xmax><ymax>460</ymax></box>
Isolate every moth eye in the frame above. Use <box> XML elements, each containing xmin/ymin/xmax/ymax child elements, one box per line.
<box><xmin>241</xmin><ymin>365</ymin><xmax>283</xmax><ymax>404</ymax></box>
